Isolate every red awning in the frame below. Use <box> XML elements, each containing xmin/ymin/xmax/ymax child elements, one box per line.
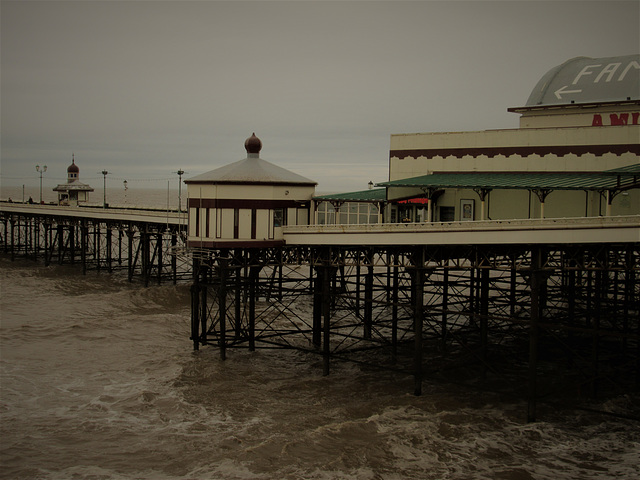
<box><xmin>397</xmin><ymin>198</ymin><xmax>429</xmax><ymax>205</ymax></box>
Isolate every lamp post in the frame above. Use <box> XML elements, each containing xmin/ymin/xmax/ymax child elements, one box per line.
<box><xmin>123</xmin><ymin>180</ymin><xmax>128</xmax><ymax>205</ymax></box>
<box><xmin>36</xmin><ymin>164</ymin><xmax>47</xmax><ymax>203</ymax></box>
<box><xmin>175</xmin><ymin>169</ymin><xmax>185</xmax><ymax>213</ymax></box>
<box><xmin>101</xmin><ymin>170</ymin><xmax>109</xmax><ymax>208</ymax></box>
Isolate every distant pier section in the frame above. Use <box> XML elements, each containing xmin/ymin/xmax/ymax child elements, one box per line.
<box><xmin>0</xmin><ymin>202</ymin><xmax>189</xmax><ymax>284</ymax></box>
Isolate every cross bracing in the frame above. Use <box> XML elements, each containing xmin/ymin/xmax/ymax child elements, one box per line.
<box><xmin>187</xmin><ymin>242</ymin><xmax>639</xmax><ymax>422</ymax></box>
<box><xmin>0</xmin><ymin>208</ymin><xmax>190</xmax><ymax>284</ymax></box>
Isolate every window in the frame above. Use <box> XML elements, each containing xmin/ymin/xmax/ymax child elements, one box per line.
<box><xmin>317</xmin><ymin>203</ymin><xmax>336</xmax><ymax>225</ymax></box>
<box><xmin>273</xmin><ymin>208</ymin><xmax>284</xmax><ymax>227</ymax></box>
<box><xmin>369</xmin><ymin>205</ymin><xmax>380</xmax><ymax>224</ymax></box>
<box><xmin>251</xmin><ymin>209</ymin><xmax>257</xmax><ymax>239</ymax></box>
<box><xmin>316</xmin><ymin>201</ymin><xmax>380</xmax><ymax>225</ymax></box>
<box><xmin>234</xmin><ymin>208</ymin><xmax>239</xmax><ymax>239</ymax></box>
<box><xmin>440</xmin><ymin>206</ymin><xmax>455</xmax><ymax>222</ymax></box>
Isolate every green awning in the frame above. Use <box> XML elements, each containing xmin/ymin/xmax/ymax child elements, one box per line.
<box><xmin>377</xmin><ymin>165</ymin><xmax>640</xmax><ymax>191</ymax></box>
<box><xmin>314</xmin><ymin>188</ymin><xmax>387</xmax><ymax>202</ymax></box>
<box><xmin>603</xmin><ymin>163</ymin><xmax>640</xmax><ymax>175</ymax></box>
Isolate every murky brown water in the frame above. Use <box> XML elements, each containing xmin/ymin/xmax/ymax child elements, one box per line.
<box><xmin>2</xmin><ymin>257</ymin><xmax>639</xmax><ymax>479</ymax></box>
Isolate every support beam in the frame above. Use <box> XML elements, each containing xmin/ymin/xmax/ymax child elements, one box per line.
<box><xmin>218</xmin><ymin>258</ymin><xmax>228</xmax><ymax>361</ymax></box>
<box><xmin>312</xmin><ymin>265</ymin><xmax>322</xmax><ymax>349</ymax></box>
<box><xmin>322</xmin><ymin>260</ymin><xmax>332</xmax><ymax>376</ymax></box>
<box><xmin>248</xmin><ymin>261</ymin><xmax>260</xmax><ymax>352</ymax></box>
<box><xmin>364</xmin><ymin>248</ymin><xmax>374</xmax><ymax>340</ymax></box>
<box><xmin>81</xmin><ymin>221</ymin><xmax>88</xmax><ymax>275</ymax></box>
<box><xmin>528</xmin><ymin>247</ymin><xmax>546</xmax><ymax>423</ymax></box>
<box><xmin>157</xmin><ymin>232</ymin><xmax>163</xmax><ymax>285</ymax></box>
<box><xmin>200</xmin><ymin>276</ymin><xmax>208</xmax><ymax>347</ymax></box>
<box><xmin>480</xmin><ymin>267</ymin><xmax>490</xmax><ymax>374</ymax></box>
<box><xmin>127</xmin><ymin>230</ymin><xmax>134</xmax><ymax>282</ymax></box>
<box><xmin>441</xmin><ymin>266</ymin><xmax>449</xmax><ymax>351</ymax></box>
<box><xmin>391</xmin><ymin>252</ymin><xmax>399</xmax><ymax>360</ymax></box>
<box><xmin>106</xmin><ymin>227</ymin><xmax>113</xmax><ymax>273</ymax></box>
<box><xmin>190</xmin><ymin>259</ymin><xmax>201</xmax><ymax>350</ymax></box>
<box><xmin>413</xmin><ymin>247</ymin><xmax>425</xmax><ymax>396</ymax></box>
<box><xmin>44</xmin><ymin>223</ymin><xmax>50</xmax><ymax>266</ymax></box>
<box><xmin>473</xmin><ymin>188</ymin><xmax>492</xmax><ymax>220</ymax></box>
<box><xmin>531</xmin><ymin>189</ymin><xmax>553</xmax><ymax>219</ymax></box>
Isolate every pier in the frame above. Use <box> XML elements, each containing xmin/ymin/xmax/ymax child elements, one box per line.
<box><xmin>2</xmin><ymin>202</ymin><xmax>638</xmax><ymax>421</ymax></box>
<box><xmin>0</xmin><ymin>203</ymin><xmax>190</xmax><ymax>285</ymax></box>
<box><xmin>187</xmin><ymin>215</ymin><xmax>639</xmax><ymax>421</ymax></box>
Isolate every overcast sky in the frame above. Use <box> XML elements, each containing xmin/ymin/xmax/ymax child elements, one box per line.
<box><xmin>2</xmin><ymin>0</ymin><xmax>638</xmax><ymax>194</ymax></box>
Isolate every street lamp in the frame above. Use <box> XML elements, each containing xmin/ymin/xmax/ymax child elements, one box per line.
<box><xmin>36</xmin><ymin>165</ymin><xmax>47</xmax><ymax>203</ymax></box>
<box><xmin>174</xmin><ymin>169</ymin><xmax>185</xmax><ymax>213</ymax></box>
<box><xmin>101</xmin><ymin>170</ymin><xmax>109</xmax><ymax>208</ymax></box>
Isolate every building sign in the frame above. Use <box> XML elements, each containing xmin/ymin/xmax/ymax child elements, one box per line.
<box><xmin>527</xmin><ymin>54</ymin><xmax>640</xmax><ymax>106</ymax></box>
<box><xmin>592</xmin><ymin>112</ymin><xmax>640</xmax><ymax>126</ymax></box>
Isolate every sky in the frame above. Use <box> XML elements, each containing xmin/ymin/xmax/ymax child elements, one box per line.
<box><xmin>2</xmin><ymin>0</ymin><xmax>639</xmax><ymax>195</ymax></box>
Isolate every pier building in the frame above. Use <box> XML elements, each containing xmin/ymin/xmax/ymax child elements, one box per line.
<box><xmin>53</xmin><ymin>155</ymin><xmax>94</xmax><ymax>206</ymax></box>
<box><xmin>380</xmin><ymin>54</ymin><xmax>640</xmax><ymax>223</ymax></box>
<box><xmin>184</xmin><ymin>133</ymin><xmax>317</xmax><ymax>248</ymax></box>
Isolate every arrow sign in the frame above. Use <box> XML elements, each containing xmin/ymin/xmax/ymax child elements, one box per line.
<box><xmin>554</xmin><ymin>85</ymin><xmax>582</xmax><ymax>100</ymax></box>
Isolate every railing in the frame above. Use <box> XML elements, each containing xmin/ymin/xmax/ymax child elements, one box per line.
<box><xmin>283</xmin><ymin>215</ymin><xmax>640</xmax><ymax>246</ymax></box>
<box><xmin>0</xmin><ymin>202</ymin><xmax>188</xmax><ymax>227</ymax></box>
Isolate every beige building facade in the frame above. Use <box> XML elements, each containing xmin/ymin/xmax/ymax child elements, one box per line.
<box><xmin>384</xmin><ymin>55</ymin><xmax>640</xmax><ymax>222</ymax></box>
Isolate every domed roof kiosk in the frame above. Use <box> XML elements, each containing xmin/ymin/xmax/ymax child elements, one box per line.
<box><xmin>185</xmin><ymin>133</ymin><xmax>317</xmax><ymax>248</ymax></box>
<box><xmin>53</xmin><ymin>154</ymin><xmax>94</xmax><ymax>206</ymax></box>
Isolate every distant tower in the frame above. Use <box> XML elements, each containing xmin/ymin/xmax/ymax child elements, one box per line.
<box><xmin>53</xmin><ymin>154</ymin><xmax>94</xmax><ymax>206</ymax></box>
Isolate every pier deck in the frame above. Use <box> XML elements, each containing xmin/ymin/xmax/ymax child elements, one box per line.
<box><xmin>283</xmin><ymin>215</ymin><xmax>640</xmax><ymax>245</ymax></box>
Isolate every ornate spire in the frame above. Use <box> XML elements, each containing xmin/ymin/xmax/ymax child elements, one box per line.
<box><xmin>67</xmin><ymin>153</ymin><xmax>79</xmax><ymax>176</ymax></box>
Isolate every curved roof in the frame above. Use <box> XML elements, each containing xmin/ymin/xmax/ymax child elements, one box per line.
<box><xmin>185</xmin><ymin>134</ymin><xmax>317</xmax><ymax>186</ymax></box>
<box><xmin>525</xmin><ymin>54</ymin><xmax>640</xmax><ymax>106</ymax></box>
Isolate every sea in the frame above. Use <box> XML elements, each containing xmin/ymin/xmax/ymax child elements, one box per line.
<box><xmin>1</xmin><ymin>187</ymin><xmax>640</xmax><ymax>479</ymax></box>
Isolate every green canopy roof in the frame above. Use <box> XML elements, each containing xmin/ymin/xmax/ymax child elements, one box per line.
<box><xmin>377</xmin><ymin>165</ymin><xmax>640</xmax><ymax>191</ymax></box>
<box><xmin>314</xmin><ymin>188</ymin><xmax>387</xmax><ymax>202</ymax></box>
<box><xmin>603</xmin><ymin>163</ymin><xmax>640</xmax><ymax>175</ymax></box>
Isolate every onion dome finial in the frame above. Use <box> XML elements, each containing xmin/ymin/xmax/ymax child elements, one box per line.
<box><xmin>68</xmin><ymin>153</ymin><xmax>79</xmax><ymax>173</ymax></box>
<box><xmin>244</xmin><ymin>133</ymin><xmax>262</xmax><ymax>155</ymax></box>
